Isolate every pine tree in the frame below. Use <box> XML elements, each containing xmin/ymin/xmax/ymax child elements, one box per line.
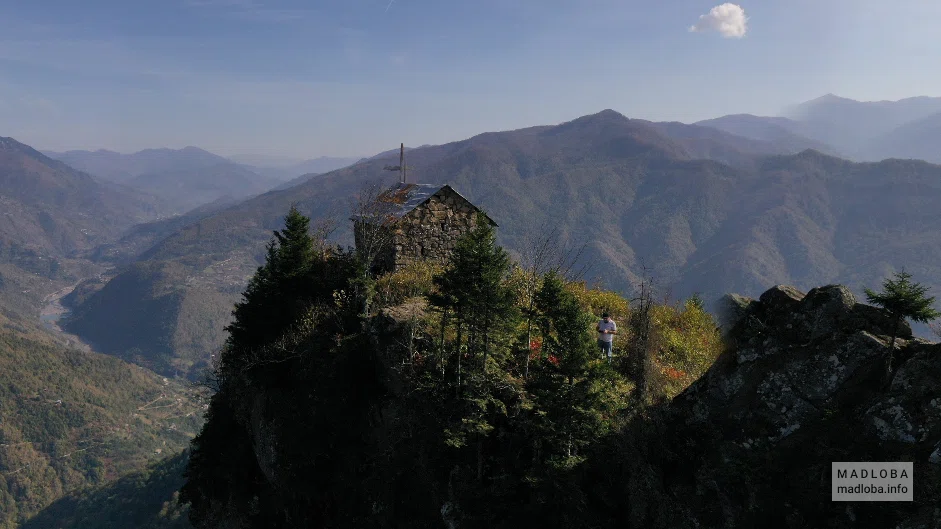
<box><xmin>864</xmin><ymin>270</ymin><xmax>940</xmax><ymax>380</ymax></box>
<box><xmin>433</xmin><ymin>214</ymin><xmax>518</xmax><ymax>380</ymax></box>
<box><xmin>529</xmin><ymin>271</ymin><xmax>620</xmax><ymax>467</ymax></box>
<box><xmin>221</xmin><ymin>205</ymin><xmax>317</xmax><ymax>374</ymax></box>
<box><xmin>273</xmin><ymin>205</ymin><xmax>315</xmax><ymax>280</ymax></box>
<box><xmin>430</xmin><ymin>214</ymin><xmax>520</xmax><ymax>482</ymax></box>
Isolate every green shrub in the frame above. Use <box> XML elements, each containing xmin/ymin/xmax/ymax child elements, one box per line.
<box><xmin>374</xmin><ymin>261</ymin><xmax>443</xmax><ymax>308</ymax></box>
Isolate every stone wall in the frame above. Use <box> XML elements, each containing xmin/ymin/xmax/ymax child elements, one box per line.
<box><xmin>390</xmin><ymin>188</ymin><xmax>481</xmax><ymax>271</ymax></box>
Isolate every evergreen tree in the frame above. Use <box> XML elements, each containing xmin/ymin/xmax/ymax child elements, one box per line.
<box><xmin>433</xmin><ymin>214</ymin><xmax>518</xmax><ymax>381</ymax></box>
<box><xmin>218</xmin><ymin>202</ymin><xmax>356</xmax><ymax>378</ymax></box>
<box><xmin>273</xmin><ymin>204</ymin><xmax>315</xmax><ymax>280</ymax></box>
<box><xmin>864</xmin><ymin>270</ymin><xmax>940</xmax><ymax>379</ymax></box>
<box><xmin>430</xmin><ymin>214</ymin><xmax>520</xmax><ymax>483</ymax></box>
<box><xmin>221</xmin><ymin>205</ymin><xmax>319</xmax><ymax>375</ymax></box>
<box><xmin>185</xmin><ymin>207</ymin><xmax>361</xmax><ymax>528</ymax></box>
<box><xmin>529</xmin><ymin>272</ymin><xmax>621</xmax><ymax>467</ymax></box>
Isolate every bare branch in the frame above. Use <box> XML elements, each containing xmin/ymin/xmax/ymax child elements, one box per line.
<box><xmin>350</xmin><ymin>182</ymin><xmax>402</xmax><ymax>274</ymax></box>
<box><xmin>930</xmin><ymin>321</ymin><xmax>941</xmax><ymax>342</ymax></box>
<box><xmin>521</xmin><ymin>219</ymin><xmax>590</xmax><ymax>282</ymax></box>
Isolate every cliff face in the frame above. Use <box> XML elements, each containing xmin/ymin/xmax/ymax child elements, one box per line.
<box><xmin>591</xmin><ymin>285</ymin><xmax>941</xmax><ymax>528</ymax></box>
<box><xmin>186</xmin><ymin>284</ymin><xmax>941</xmax><ymax>529</ymax></box>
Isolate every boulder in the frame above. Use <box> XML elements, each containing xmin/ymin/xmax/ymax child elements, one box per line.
<box><xmin>758</xmin><ymin>284</ymin><xmax>806</xmax><ymax>308</ymax></box>
<box><xmin>797</xmin><ymin>284</ymin><xmax>856</xmax><ymax>340</ymax></box>
<box><xmin>714</xmin><ymin>293</ymin><xmax>755</xmax><ymax>333</ymax></box>
<box><xmin>851</xmin><ymin>303</ymin><xmax>913</xmax><ymax>340</ymax></box>
<box><xmin>603</xmin><ymin>283</ymin><xmax>941</xmax><ymax>528</ymax></box>
<box><xmin>755</xmin><ymin>285</ymin><xmax>807</xmax><ymax>337</ymax></box>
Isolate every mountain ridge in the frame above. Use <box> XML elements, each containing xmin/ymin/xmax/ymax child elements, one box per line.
<box><xmin>707</xmin><ymin>93</ymin><xmax>941</xmax><ymax>162</ymax></box>
<box><xmin>0</xmin><ymin>135</ymin><xmax>168</xmax><ymax>291</ymax></box>
<box><xmin>45</xmin><ymin>146</ymin><xmax>282</xmax><ymax>214</ymax></box>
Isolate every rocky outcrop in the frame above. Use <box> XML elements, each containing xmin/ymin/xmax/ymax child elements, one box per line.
<box><xmin>714</xmin><ymin>292</ymin><xmax>755</xmax><ymax>334</ymax></box>
<box><xmin>594</xmin><ymin>284</ymin><xmax>940</xmax><ymax>529</ymax></box>
<box><xmin>186</xmin><ymin>282</ymin><xmax>940</xmax><ymax>529</ymax></box>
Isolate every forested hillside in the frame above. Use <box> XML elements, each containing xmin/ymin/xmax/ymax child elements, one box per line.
<box><xmin>0</xmin><ymin>315</ymin><xmax>203</xmax><ymax>528</ymax></box>
<box><xmin>22</xmin><ymin>451</ymin><xmax>191</xmax><ymax>529</ymax></box>
<box><xmin>0</xmin><ymin>137</ymin><xmax>167</xmax><ymax>259</ymax></box>
<box><xmin>0</xmin><ymin>135</ymin><xmax>171</xmax><ymax>324</ymax></box>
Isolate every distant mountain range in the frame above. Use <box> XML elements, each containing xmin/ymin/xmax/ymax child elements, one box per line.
<box><xmin>697</xmin><ymin>93</ymin><xmax>941</xmax><ymax>163</ymax></box>
<box><xmin>45</xmin><ymin>147</ymin><xmax>284</xmax><ymax>214</ymax></box>
<box><xmin>693</xmin><ymin>114</ymin><xmax>841</xmax><ymax>157</ymax></box>
<box><xmin>59</xmin><ymin>107</ymin><xmax>941</xmax><ymax>379</ymax></box>
<box><xmin>226</xmin><ymin>154</ymin><xmax>361</xmax><ymax>181</ymax></box>
<box><xmin>0</xmin><ymin>136</ymin><xmax>172</xmax><ymax>317</ymax></box>
<box><xmin>1</xmin><ymin>138</ymin><xmax>168</xmax><ymax>254</ymax></box>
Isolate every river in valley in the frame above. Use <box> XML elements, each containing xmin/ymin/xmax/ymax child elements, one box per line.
<box><xmin>40</xmin><ymin>282</ymin><xmax>92</xmax><ymax>352</ymax></box>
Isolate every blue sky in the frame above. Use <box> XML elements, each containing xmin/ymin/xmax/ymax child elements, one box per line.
<box><xmin>1</xmin><ymin>0</ymin><xmax>940</xmax><ymax>158</ymax></box>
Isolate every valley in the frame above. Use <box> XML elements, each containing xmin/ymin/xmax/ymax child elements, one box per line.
<box><xmin>39</xmin><ymin>282</ymin><xmax>87</xmax><ymax>349</ymax></box>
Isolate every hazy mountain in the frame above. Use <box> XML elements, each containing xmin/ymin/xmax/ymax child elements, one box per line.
<box><xmin>0</xmin><ymin>314</ymin><xmax>202</xmax><ymax>528</ymax></box>
<box><xmin>0</xmin><ymin>136</ymin><xmax>169</xmax><ymax>317</ymax></box>
<box><xmin>286</xmin><ymin>156</ymin><xmax>360</xmax><ymax>175</ymax></box>
<box><xmin>259</xmin><ymin>149</ymin><xmax>439</xmax><ymax>202</ymax></box>
<box><xmin>786</xmin><ymin>93</ymin><xmax>941</xmax><ymax>132</ymax></box>
<box><xmin>645</xmin><ymin>119</ymin><xmax>816</xmax><ymax>167</ymax></box>
<box><xmin>62</xmin><ymin>110</ymin><xmax>941</xmax><ymax>378</ymax></box>
<box><xmin>699</xmin><ymin>94</ymin><xmax>941</xmax><ymax>163</ymax></box>
<box><xmin>46</xmin><ymin>146</ymin><xmax>280</xmax><ymax>214</ymax></box>
<box><xmin>225</xmin><ymin>153</ymin><xmax>304</xmax><ymax>168</ymax></box>
<box><xmin>270</xmin><ymin>171</ymin><xmax>320</xmax><ymax>191</ymax></box>
<box><xmin>127</xmin><ymin>163</ymin><xmax>280</xmax><ymax>213</ymax></box>
<box><xmin>88</xmin><ymin>195</ymin><xmax>242</xmax><ymax>266</ymax></box>
<box><xmin>780</xmin><ymin>94</ymin><xmax>941</xmax><ymax>158</ymax></box>
<box><xmin>47</xmin><ymin>147</ymin><xmax>230</xmax><ymax>183</ymax></box>
<box><xmin>693</xmin><ymin>114</ymin><xmax>840</xmax><ymax>156</ymax></box>
<box><xmin>864</xmin><ymin>110</ymin><xmax>941</xmax><ymax>163</ymax></box>
<box><xmin>229</xmin><ymin>155</ymin><xmax>361</xmax><ymax>183</ymax></box>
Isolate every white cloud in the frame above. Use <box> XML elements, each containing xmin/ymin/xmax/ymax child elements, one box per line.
<box><xmin>689</xmin><ymin>3</ymin><xmax>747</xmax><ymax>38</ymax></box>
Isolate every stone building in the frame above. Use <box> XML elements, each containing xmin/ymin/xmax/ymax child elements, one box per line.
<box><xmin>352</xmin><ymin>182</ymin><xmax>496</xmax><ymax>273</ymax></box>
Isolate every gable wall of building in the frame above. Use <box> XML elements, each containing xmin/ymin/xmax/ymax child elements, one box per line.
<box><xmin>390</xmin><ymin>188</ymin><xmax>480</xmax><ymax>270</ymax></box>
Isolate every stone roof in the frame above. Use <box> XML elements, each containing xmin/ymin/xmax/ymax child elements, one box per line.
<box><xmin>354</xmin><ymin>182</ymin><xmax>496</xmax><ymax>226</ymax></box>
<box><xmin>385</xmin><ymin>183</ymin><xmax>448</xmax><ymax>218</ymax></box>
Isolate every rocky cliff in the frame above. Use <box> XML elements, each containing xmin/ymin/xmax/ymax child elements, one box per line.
<box><xmin>587</xmin><ymin>285</ymin><xmax>941</xmax><ymax>528</ymax></box>
<box><xmin>182</xmin><ymin>283</ymin><xmax>941</xmax><ymax>528</ymax></box>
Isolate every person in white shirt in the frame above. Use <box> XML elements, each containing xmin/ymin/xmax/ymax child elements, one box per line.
<box><xmin>596</xmin><ymin>312</ymin><xmax>617</xmax><ymax>362</ymax></box>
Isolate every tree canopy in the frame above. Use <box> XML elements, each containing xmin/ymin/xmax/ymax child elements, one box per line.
<box><xmin>181</xmin><ymin>206</ymin><xmax>724</xmax><ymax>528</ymax></box>
<box><xmin>864</xmin><ymin>270</ymin><xmax>941</xmax><ymax>325</ymax></box>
